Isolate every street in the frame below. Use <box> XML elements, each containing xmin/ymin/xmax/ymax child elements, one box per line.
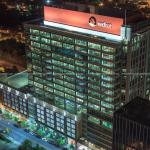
<box><xmin>0</xmin><ymin>118</ymin><xmax>60</xmax><ymax>150</ymax></box>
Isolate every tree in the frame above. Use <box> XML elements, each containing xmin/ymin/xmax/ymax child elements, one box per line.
<box><xmin>0</xmin><ymin>108</ymin><xmax>2</xmax><ymax>114</ymax></box>
<box><xmin>21</xmin><ymin>120</ymin><xmax>28</xmax><ymax>128</ymax></box>
<box><xmin>14</xmin><ymin>116</ymin><xmax>19</xmax><ymax>122</ymax></box>
<box><xmin>69</xmin><ymin>144</ymin><xmax>75</xmax><ymax>150</ymax></box>
<box><xmin>18</xmin><ymin>140</ymin><xmax>46</xmax><ymax>150</ymax></box>
<box><xmin>33</xmin><ymin>144</ymin><xmax>46</xmax><ymax>150</ymax></box>
<box><xmin>37</xmin><ymin>128</ymin><xmax>45</xmax><ymax>137</ymax></box>
<box><xmin>18</xmin><ymin>139</ymin><xmax>32</xmax><ymax>150</ymax></box>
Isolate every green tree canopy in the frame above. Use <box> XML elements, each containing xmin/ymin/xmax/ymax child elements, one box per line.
<box><xmin>18</xmin><ymin>140</ymin><xmax>46</xmax><ymax>150</ymax></box>
<box><xmin>18</xmin><ymin>139</ymin><xmax>32</xmax><ymax>150</ymax></box>
<box><xmin>33</xmin><ymin>144</ymin><xmax>46</xmax><ymax>150</ymax></box>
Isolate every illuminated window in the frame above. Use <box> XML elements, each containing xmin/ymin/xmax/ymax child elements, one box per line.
<box><xmin>30</xmin><ymin>29</ymin><xmax>39</xmax><ymax>35</ymax></box>
<box><xmin>55</xmin><ymin>96</ymin><xmax>64</xmax><ymax>109</ymax></box>
<box><xmin>41</xmin><ymin>37</ymin><xmax>50</xmax><ymax>44</ymax></box>
<box><xmin>67</xmin><ymin>118</ymin><xmax>76</xmax><ymax>138</ymax></box>
<box><xmin>65</xmin><ymin>87</ymin><xmax>75</xmax><ymax>95</ymax></box>
<box><xmin>101</xmin><ymin>74</ymin><xmax>113</xmax><ymax>81</ymax></box>
<box><xmin>88</xmin><ymin>116</ymin><xmax>100</xmax><ymax>124</ymax></box>
<box><xmin>31</xmin><ymin>41</ymin><xmax>40</xmax><ymax>48</ymax></box>
<box><xmin>102</xmin><ymin>60</ymin><xmax>114</xmax><ymax>67</ymax></box>
<box><xmin>75</xmin><ymin>60</ymin><xmax>86</xmax><ymax>67</ymax></box>
<box><xmin>56</xmin><ymin>113</ymin><xmax>64</xmax><ymax>133</ymax></box>
<box><xmin>37</xmin><ymin>104</ymin><xmax>45</xmax><ymax>123</ymax></box>
<box><xmin>88</xmin><ymin>63</ymin><xmax>100</xmax><ymax>71</ymax></box>
<box><xmin>88</xmin><ymin>84</ymin><xmax>100</xmax><ymax>91</ymax></box>
<box><xmin>34</xmin><ymin>82</ymin><xmax>43</xmax><ymax>89</ymax></box>
<box><xmin>88</xmin><ymin>103</ymin><xmax>100</xmax><ymax>110</ymax></box>
<box><xmin>102</xmin><ymin>68</ymin><xmax>113</xmax><ymax>74</ymax></box>
<box><xmin>66</xmin><ymin>100</ymin><xmax>75</xmax><ymax>113</ymax></box>
<box><xmin>64</xmin><ymin>82</ymin><xmax>75</xmax><ymax>90</ymax></box>
<box><xmin>88</xmin><ymin>49</ymin><xmax>101</xmax><ymax>57</ymax></box>
<box><xmin>88</xmin><ymin>56</ymin><xmax>100</xmax><ymax>64</ymax></box>
<box><xmin>102</xmin><ymin>121</ymin><xmax>112</xmax><ymax>129</ymax></box>
<box><xmin>88</xmin><ymin>90</ymin><xmax>100</xmax><ymax>98</ymax></box>
<box><xmin>54</xmin><ymin>89</ymin><xmax>64</xmax><ymax>97</ymax></box>
<box><xmin>102</xmin><ymin>53</ymin><xmax>114</xmax><ymax>60</ymax></box>
<box><xmin>30</xmin><ymin>35</ymin><xmax>40</xmax><ymax>41</ymax></box>
<box><xmin>41</xmin><ymin>44</ymin><xmax>51</xmax><ymax>51</ymax></box>
<box><xmin>75</xmin><ymin>46</ymin><xmax>87</xmax><ymax>53</ymax></box>
<box><xmin>102</xmin><ymin>46</ymin><xmax>115</xmax><ymax>53</ymax></box>
<box><xmin>51</xmin><ymin>33</ymin><xmax>62</xmax><ymax>41</ymax></box>
<box><xmin>88</xmin><ymin>42</ymin><xmax>101</xmax><ymax>50</ymax></box>
<box><xmin>101</xmin><ymin>81</ymin><xmax>113</xmax><ymax>88</ymax></box>
<box><xmin>101</xmin><ymin>101</ymin><xmax>114</xmax><ymax>109</ymax></box>
<box><xmin>54</xmin><ymin>84</ymin><xmax>64</xmax><ymax>91</ymax></box>
<box><xmin>63</xmin><ymin>36</ymin><xmax>74</xmax><ymax>44</ymax></box>
<box><xmin>51</xmin><ymin>40</ymin><xmax>62</xmax><ymax>47</ymax></box>
<box><xmin>75</xmin><ymin>39</ymin><xmax>87</xmax><ymax>46</ymax></box>
<box><xmin>63</xmin><ymin>43</ymin><xmax>74</xmax><ymax>49</ymax></box>
<box><xmin>65</xmin><ymin>93</ymin><xmax>75</xmax><ymax>101</ymax></box>
<box><xmin>40</xmin><ymin>31</ymin><xmax>50</xmax><ymax>38</ymax></box>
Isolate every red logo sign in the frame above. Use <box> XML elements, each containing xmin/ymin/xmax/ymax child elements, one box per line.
<box><xmin>44</xmin><ymin>6</ymin><xmax>124</xmax><ymax>35</ymax></box>
<box><xmin>89</xmin><ymin>16</ymin><xmax>97</xmax><ymax>27</ymax></box>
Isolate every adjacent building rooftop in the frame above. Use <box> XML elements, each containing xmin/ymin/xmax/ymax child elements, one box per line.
<box><xmin>115</xmin><ymin>97</ymin><xmax>150</xmax><ymax>127</ymax></box>
<box><xmin>0</xmin><ymin>71</ymin><xmax>28</xmax><ymax>89</ymax></box>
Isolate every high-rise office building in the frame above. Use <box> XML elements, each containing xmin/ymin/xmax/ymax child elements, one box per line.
<box><xmin>0</xmin><ymin>1</ymin><xmax>150</xmax><ymax>150</ymax></box>
<box><xmin>24</xmin><ymin>1</ymin><xmax>150</xmax><ymax>149</ymax></box>
<box><xmin>113</xmin><ymin>97</ymin><xmax>150</xmax><ymax>150</ymax></box>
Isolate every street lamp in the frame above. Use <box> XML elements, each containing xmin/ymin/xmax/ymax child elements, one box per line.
<box><xmin>99</xmin><ymin>2</ymin><xmax>104</xmax><ymax>7</ymax></box>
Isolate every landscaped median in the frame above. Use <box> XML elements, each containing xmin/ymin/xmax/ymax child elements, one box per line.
<box><xmin>1</xmin><ymin>109</ymin><xmax>22</xmax><ymax>123</ymax></box>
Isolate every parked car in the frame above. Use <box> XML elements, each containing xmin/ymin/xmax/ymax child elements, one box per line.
<box><xmin>62</xmin><ymin>148</ymin><xmax>68</xmax><ymax>150</ymax></box>
<box><xmin>48</xmin><ymin>140</ymin><xmax>55</xmax><ymax>145</ymax></box>
<box><xmin>29</xmin><ymin>131</ymin><xmax>35</xmax><ymax>135</ymax></box>
<box><xmin>24</xmin><ymin>129</ymin><xmax>29</xmax><ymax>133</ymax></box>
<box><xmin>35</xmin><ymin>134</ymin><xmax>42</xmax><ymax>139</ymax></box>
<box><xmin>42</xmin><ymin>137</ymin><xmax>48</xmax><ymax>142</ymax></box>
<box><xmin>13</xmin><ymin>124</ymin><xmax>20</xmax><ymax>128</ymax></box>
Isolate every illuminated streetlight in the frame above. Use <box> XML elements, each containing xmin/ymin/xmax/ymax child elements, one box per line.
<box><xmin>99</xmin><ymin>2</ymin><xmax>104</xmax><ymax>7</ymax></box>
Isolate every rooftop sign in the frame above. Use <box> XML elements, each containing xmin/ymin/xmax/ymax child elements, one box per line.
<box><xmin>44</xmin><ymin>6</ymin><xmax>124</xmax><ymax>35</ymax></box>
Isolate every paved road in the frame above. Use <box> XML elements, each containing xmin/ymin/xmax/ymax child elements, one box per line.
<box><xmin>0</xmin><ymin>118</ymin><xmax>60</xmax><ymax>150</ymax></box>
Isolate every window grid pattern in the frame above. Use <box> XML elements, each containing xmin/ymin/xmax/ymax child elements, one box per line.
<box><xmin>3</xmin><ymin>91</ymin><xmax>27</xmax><ymax>115</ymax></box>
<box><xmin>27</xmin><ymin>28</ymin><xmax>120</xmax><ymax>133</ymax></box>
<box><xmin>37</xmin><ymin>105</ymin><xmax>45</xmax><ymax>123</ymax></box>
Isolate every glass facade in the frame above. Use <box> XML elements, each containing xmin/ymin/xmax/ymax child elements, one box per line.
<box><xmin>27</xmin><ymin>29</ymin><xmax>119</xmax><ymax>116</ymax></box>
<box><xmin>24</xmin><ymin>26</ymin><xmax>122</xmax><ymax>149</ymax></box>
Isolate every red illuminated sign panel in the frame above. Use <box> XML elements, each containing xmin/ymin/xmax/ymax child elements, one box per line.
<box><xmin>44</xmin><ymin>6</ymin><xmax>124</xmax><ymax>35</ymax></box>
